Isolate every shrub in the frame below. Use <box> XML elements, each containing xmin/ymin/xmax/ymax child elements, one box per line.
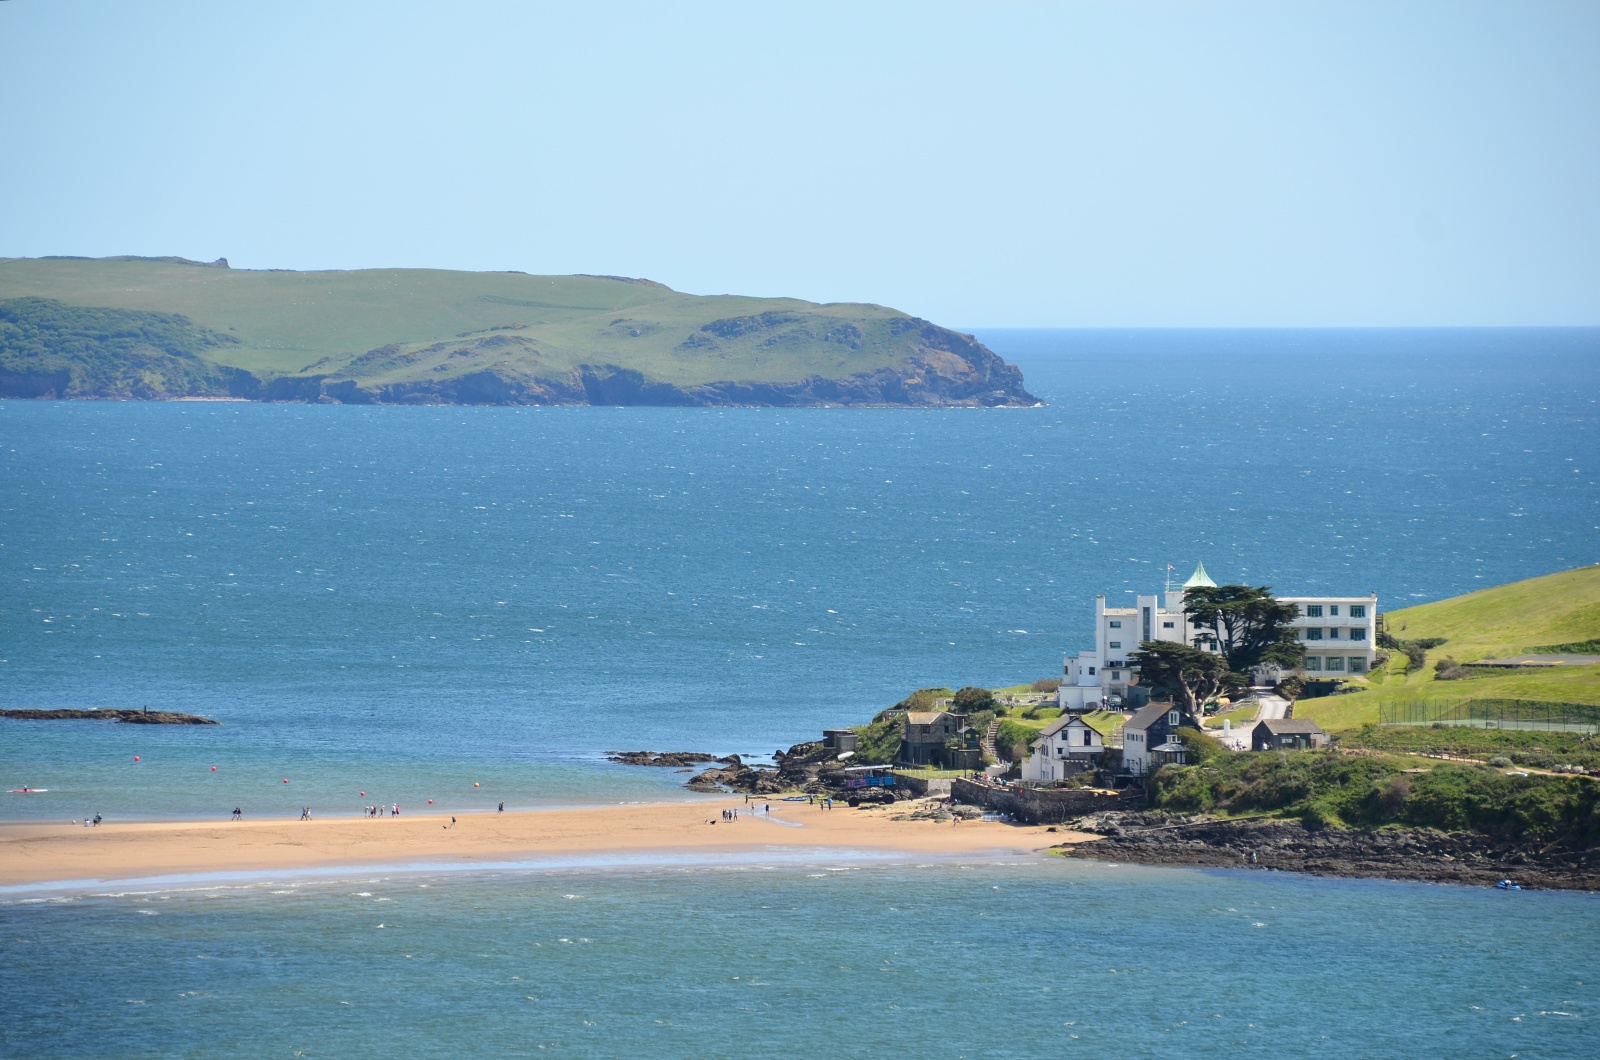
<box><xmin>995</xmin><ymin>719</ymin><xmax>1036</xmax><ymax>762</ymax></box>
<box><xmin>850</xmin><ymin>719</ymin><xmax>903</xmax><ymax>764</ymax></box>
<box><xmin>890</xmin><ymin>687</ymin><xmax>955</xmax><ymax>715</ymax></box>
<box><xmin>952</xmin><ymin>686</ymin><xmax>997</xmax><ymax>714</ymax></box>
<box><xmin>1403</xmin><ymin>643</ymin><xmax>1427</xmax><ymax>670</ymax></box>
<box><xmin>1152</xmin><ymin>749</ymin><xmax>1600</xmax><ymax>845</ymax></box>
<box><xmin>1031</xmin><ymin>677</ymin><xmax>1063</xmax><ymax>693</ymax></box>
<box><xmin>1173</xmin><ymin>727</ymin><xmax>1228</xmax><ymax>766</ymax></box>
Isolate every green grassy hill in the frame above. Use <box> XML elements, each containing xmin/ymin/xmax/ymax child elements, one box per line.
<box><xmin>0</xmin><ymin>256</ymin><xmax>1035</xmax><ymax>406</ymax></box>
<box><xmin>1295</xmin><ymin>565</ymin><xmax>1600</xmax><ymax>731</ymax></box>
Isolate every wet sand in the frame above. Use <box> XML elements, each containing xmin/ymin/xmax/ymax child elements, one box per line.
<box><xmin>0</xmin><ymin>798</ymin><xmax>1091</xmax><ymax>889</ymax></box>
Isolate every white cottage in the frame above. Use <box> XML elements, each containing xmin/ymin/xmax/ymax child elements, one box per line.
<box><xmin>1022</xmin><ymin>710</ymin><xmax>1127</xmax><ymax>782</ymax></box>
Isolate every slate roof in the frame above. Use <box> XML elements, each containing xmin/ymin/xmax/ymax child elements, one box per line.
<box><xmin>1254</xmin><ymin>718</ymin><xmax>1326</xmax><ymax>735</ymax></box>
<box><xmin>1125</xmin><ymin>701</ymin><xmax>1174</xmax><ymax>732</ymax></box>
<box><xmin>904</xmin><ymin>711</ymin><xmax>949</xmax><ymax>725</ymax></box>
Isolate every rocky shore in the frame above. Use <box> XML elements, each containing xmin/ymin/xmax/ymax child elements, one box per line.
<box><xmin>0</xmin><ymin>708</ymin><xmax>218</xmax><ymax>725</ymax></box>
<box><xmin>1060</xmin><ymin>811</ymin><xmax>1599</xmax><ymax>892</ymax></box>
<box><xmin>604</xmin><ymin>751</ymin><xmax>729</xmax><ymax>768</ymax></box>
<box><xmin>612</xmin><ymin>742</ymin><xmax>905</xmax><ymax>798</ymax></box>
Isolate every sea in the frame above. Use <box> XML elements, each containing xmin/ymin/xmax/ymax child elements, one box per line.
<box><xmin>2</xmin><ymin>328</ymin><xmax>1597</xmax><ymax>1056</ymax></box>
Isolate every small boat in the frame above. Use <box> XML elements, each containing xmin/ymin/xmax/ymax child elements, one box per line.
<box><xmin>1495</xmin><ymin>879</ymin><xmax>1521</xmax><ymax>890</ymax></box>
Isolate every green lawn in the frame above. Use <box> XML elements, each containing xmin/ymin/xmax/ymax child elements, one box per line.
<box><xmin>1382</xmin><ymin>565</ymin><xmax>1600</xmax><ymax>661</ymax></box>
<box><xmin>892</xmin><ymin>767</ymin><xmax>970</xmax><ymax>780</ymax></box>
<box><xmin>1291</xmin><ymin>566</ymin><xmax>1600</xmax><ymax>732</ymax></box>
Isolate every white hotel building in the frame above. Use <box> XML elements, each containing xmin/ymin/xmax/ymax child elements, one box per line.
<box><xmin>1057</xmin><ymin>563</ymin><xmax>1379</xmax><ymax>712</ymax></box>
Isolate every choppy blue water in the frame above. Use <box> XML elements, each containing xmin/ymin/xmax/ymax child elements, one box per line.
<box><xmin>3</xmin><ymin>859</ymin><xmax>1596</xmax><ymax>1058</ymax></box>
<box><xmin>2</xmin><ymin>328</ymin><xmax>1595</xmax><ymax>820</ymax></box>
<box><xmin>2</xmin><ymin>328</ymin><xmax>1598</xmax><ymax>1055</ymax></box>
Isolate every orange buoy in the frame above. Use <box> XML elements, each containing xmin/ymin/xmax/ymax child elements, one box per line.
<box><xmin>473</xmin><ymin>782</ymin><xmax>480</xmax><ymax>788</ymax></box>
<box><xmin>211</xmin><ymin>765</ymin><xmax>217</xmax><ymax>771</ymax></box>
<box><xmin>360</xmin><ymin>791</ymin><xmax>366</xmax><ymax>797</ymax></box>
<box><xmin>282</xmin><ymin>778</ymin><xmax>289</xmax><ymax>784</ymax></box>
<box><xmin>133</xmin><ymin>755</ymin><xmax>140</xmax><ymax>762</ymax></box>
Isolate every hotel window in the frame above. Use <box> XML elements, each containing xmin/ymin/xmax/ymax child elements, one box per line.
<box><xmin>1349</xmin><ymin>628</ymin><xmax>1367</xmax><ymax>641</ymax></box>
<box><xmin>1330</xmin><ymin>605</ymin><xmax>1340</xmax><ymax>616</ymax></box>
<box><xmin>1349</xmin><ymin>657</ymin><xmax>1368</xmax><ymax>673</ymax></box>
<box><xmin>1306</xmin><ymin>605</ymin><xmax>1323</xmax><ymax>618</ymax></box>
<box><xmin>1163</xmin><ymin>621</ymin><xmax>1175</xmax><ymax>629</ymax></box>
<box><xmin>1108</xmin><ymin>620</ymin><xmax>1121</xmax><ymax>628</ymax></box>
<box><xmin>1326</xmin><ymin>657</ymin><xmax>1346</xmax><ymax>671</ymax></box>
<box><xmin>1305</xmin><ymin>628</ymin><xmax>1323</xmax><ymax>640</ymax></box>
<box><xmin>1350</xmin><ymin>604</ymin><xmax>1366</xmax><ymax>618</ymax></box>
<box><xmin>1109</xmin><ymin>641</ymin><xmax>1121</xmax><ymax>649</ymax></box>
<box><xmin>1305</xmin><ymin>657</ymin><xmax>1322</xmax><ymax>671</ymax></box>
<box><xmin>1327</xmin><ymin>628</ymin><xmax>1340</xmax><ymax>639</ymax></box>
<box><xmin>1088</xmin><ymin>667</ymin><xmax>1095</xmax><ymax>675</ymax></box>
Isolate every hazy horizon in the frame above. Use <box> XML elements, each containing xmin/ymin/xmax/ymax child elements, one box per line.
<box><xmin>2</xmin><ymin>1</ymin><xmax>1597</xmax><ymax>329</ymax></box>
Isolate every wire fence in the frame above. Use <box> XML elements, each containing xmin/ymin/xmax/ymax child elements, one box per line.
<box><xmin>1378</xmin><ymin>698</ymin><xmax>1600</xmax><ymax>734</ymax></box>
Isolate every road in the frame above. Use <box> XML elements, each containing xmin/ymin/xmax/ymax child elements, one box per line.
<box><xmin>1213</xmin><ymin>690</ymin><xmax>1290</xmax><ymax>751</ymax></box>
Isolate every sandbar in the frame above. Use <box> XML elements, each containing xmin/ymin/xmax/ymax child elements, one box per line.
<box><xmin>0</xmin><ymin>797</ymin><xmax>1093</xmax><ymax>890</ymax></box>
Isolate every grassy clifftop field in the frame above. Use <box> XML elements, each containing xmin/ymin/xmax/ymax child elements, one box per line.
<box><xmin>1296</xmin><ymin>565</ymin><xmax>1600</xmax><ymax>731</ymax></box>
<box><xmin>0</xmin><ymin>256</ymin><xmax>1035</xmax><ymax>407</ymax></box>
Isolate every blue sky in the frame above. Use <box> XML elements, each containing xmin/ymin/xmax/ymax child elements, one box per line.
<box><xmin>2</xmin><ymin>1</ymin><xmax>1596</xmax><ymax>326</ymax></box>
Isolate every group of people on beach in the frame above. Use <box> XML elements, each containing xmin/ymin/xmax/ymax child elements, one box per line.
<box><xmin>363</xmin><ymin>804</ymin><xmax>399</xmax><ymax>817</ymax></box>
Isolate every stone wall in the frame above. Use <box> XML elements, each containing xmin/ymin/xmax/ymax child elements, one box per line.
<box><xmin>892</xmin><ymin>772</ymin><xmax>953</xmax><ymax>797</ymax></box>
<box><xmin>951</xmin><ymin>778</ymin><xmax>1139</xmax><ymax>824</ymax></box>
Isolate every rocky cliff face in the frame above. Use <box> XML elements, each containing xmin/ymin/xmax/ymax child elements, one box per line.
<box><xmin>259</xmin><ymin>321</ymin><xmax>1036</xmax><ymax>408</ymax></box>
<box><xmin>1</xmin><ymin>287</ymin><xmax>1038</xmax><ymax>407</ymax></box>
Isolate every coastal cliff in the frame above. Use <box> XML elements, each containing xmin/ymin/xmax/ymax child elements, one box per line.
<box><xmin>0</xmin><ymin>257</ymin><xmax>1037</xmax><ymax>407</ymax></box>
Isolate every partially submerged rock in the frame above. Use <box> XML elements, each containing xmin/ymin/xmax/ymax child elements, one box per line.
<box><xmin>0</xmin><ymin>708</ymin><xmax>218</xmax><ymax>725</ymax></box>
<box><xmin>605</xmin><ymin>751</ymin><xmax>732</xmax><ymax>768</ymax></box>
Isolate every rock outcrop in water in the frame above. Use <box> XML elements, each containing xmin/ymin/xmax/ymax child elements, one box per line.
<box><xmin>0</xmin><ymin>708</ymin><xmax>219</xmax><ymax>725</ymax></box>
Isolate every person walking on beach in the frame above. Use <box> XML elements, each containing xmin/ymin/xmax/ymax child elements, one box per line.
<box><xmin>232</xmin><ymin>806</ymin><xmax>241</xmax><ymax>821</ymax></box>
<box><xmin>498</xmin><ymin>802</ymin><xmax>504</xmax><ymax>813</ymax></box>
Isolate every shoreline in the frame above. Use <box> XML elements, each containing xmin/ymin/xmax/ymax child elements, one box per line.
<box><xmin>1058</xmin><ymin>812</ymin><xmax>1600</xmax><ymax>892</ymax></box>
<box><xmin>0</xmin><ymin>797</ymin><xmax>1079</xmax><ymax>894</ymax></box>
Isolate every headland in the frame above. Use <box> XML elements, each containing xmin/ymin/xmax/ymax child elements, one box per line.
<box><xmin>0</xmin><ymin>256</ymin><xmax>1036</xmax><ymax>407</ymax></box>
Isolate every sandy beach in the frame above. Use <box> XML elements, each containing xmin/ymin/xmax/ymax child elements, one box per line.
<box><xmin>0</xmin><ymin>797</ymin><xmax>1092</xmax><ymax>890</ymax></box>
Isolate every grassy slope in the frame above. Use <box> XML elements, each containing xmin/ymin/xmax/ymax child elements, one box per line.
<box><xmin>0</xmin><ymin>257</ymin><xmax>937</xmax><ymax>386</ymax></box>
<box><xmin>1382</xmin><ymin>565</ymin><xmax>1600</xmax><ymax>659</ymax></box>
<box><xmin>1296</xmin><ymin>565</ymin><xmax>1600</xmax><ymax>731</ymax></box>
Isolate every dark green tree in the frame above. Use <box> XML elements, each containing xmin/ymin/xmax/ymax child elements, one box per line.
<box><xmin>951</xmin><ymin>686</ymin><xmax>997</xmax><ymax>714</ymax></box>
<box><xmin>1133</xmin><ymin>641</ymin><xmax>1246</xmax><ymax>718</ymax></box>
<box><xmin>1183</xmin><ymin>584</ymin><xmax>1305</xmax><ymax>673</ymax></box>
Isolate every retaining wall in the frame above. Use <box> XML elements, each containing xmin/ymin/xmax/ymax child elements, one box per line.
<box><xmin>951</xmin><ymin>778</ymin><xmax>1138</xmax><ymax>824</ymax></box>
<box><xmin>892</xmin><ymin>772</ymin><xmax>953</xmax><ymax>797</ymax></box>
